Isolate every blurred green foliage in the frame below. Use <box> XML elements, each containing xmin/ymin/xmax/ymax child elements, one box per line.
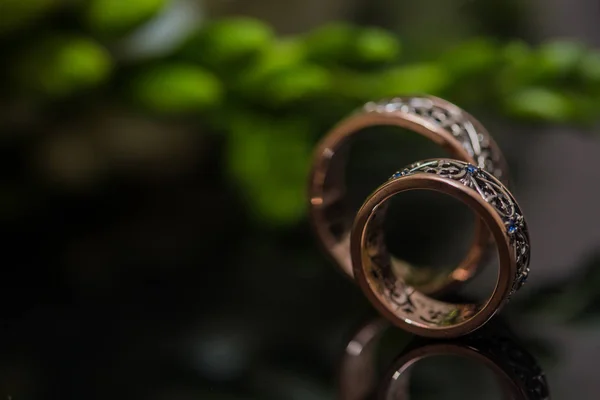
<box><xmin>227</xmin><ymin>114</ymin><xmax>313</xmax><ymax>225</ymax></box>
<box><xmin>16</xmin><ymin>34</ymin><xmax>113</xmax><ymax>96</ymax></box>
<box><xmin>178</xmin><ymin>17</ymin><xmax>274</xmax><ymax>67</ymax></box>
<box><xmin>504</xmin><ymin>88</ymin><xmax>575</xmax><ymax>122</ymax></box>
<box><xmin>261</xmin><ymin>64</ymin><xmax>332</xmax><ymax>105</ymax></box>
<box><xmin>2</xmin><ymin>3</ymin><xmax>600</xmax><ymax>227</ymax></box>
<box><xmin>85</xmin><ymin>0</ymin><xmax>168</xmax><ymax>35</ymax></box>
<box><xmin>439</xmin><ymin>38</ymin><xmax>498</xmax><ymax>77</ymax></box>
<box><xmin>305</xmin><ymin>23</ymin><xmax>401</xmax><ymax>66</ymax></box>
<box><xmin>130</xmin><ymin>63</ymin><xmax>222</xmax><ymax>113</ymax></box>
<box><xmin>579</xmin><ymin>50</ymin><xmax>600</xmax><ymax>83</ymax></box>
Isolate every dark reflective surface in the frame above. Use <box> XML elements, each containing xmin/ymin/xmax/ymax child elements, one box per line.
<box><xmin>0</xmin><ymin>135</ymin><xmax>596</xmax><ymax>399</ymax></box>
<box><xmin>339</xmin><ymin>318</ymin><xmax>549</xmax><ymax>399</ymax></box>
<box><xmin>0</xmin><ymin>241</ymin><xmax>594</xmax><ymax>400</ymax></box>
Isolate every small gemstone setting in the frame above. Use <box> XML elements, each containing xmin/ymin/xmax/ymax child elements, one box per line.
<box><xmin>390</xmin><ymin>169</ymin><xmax>410</xmax><ymax>180</ymax></box>
<box><xmin>516</xmin><ymin>269</ymin><xmax>529</xmax><ymax>288</ymax></box>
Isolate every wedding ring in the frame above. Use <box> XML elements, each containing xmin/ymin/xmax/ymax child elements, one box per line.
<box><xmin>351</xmin><ymin>159</ymin><xmax>530</xmax><ymax>338</ymax></box>
<box><xmin>309</xmin><ymin>96</ymin><xmax>509</xmax><ymax>294</ymax></box>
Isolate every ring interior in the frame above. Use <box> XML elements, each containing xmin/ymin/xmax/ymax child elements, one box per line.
<box><xmin>316</xmin><ymin>140</ymin><xmax>354</xmax><ymax>273</ymax></box>
<box><xmin>360</xmin><ymin>194</ymin><xmax>497</xmax><ymax>329</ymax></box>
<box><xmin>315</xmin><ymin>136</ymin><xmax>490</xmax><ymax>294</ymax></box>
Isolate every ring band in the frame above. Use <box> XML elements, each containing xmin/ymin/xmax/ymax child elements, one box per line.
<box><xmin>351</xmin><ymin>159</ymin><xmax>530</xmax><ymax>338</ymax></box>
<box><xmin>308</xmin><ymin>96</ymin><xmax>509</xmax><ymax>294</ymax></box>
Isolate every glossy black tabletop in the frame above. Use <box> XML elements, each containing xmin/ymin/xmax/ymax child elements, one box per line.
<box><xmin>2</xmin><ymin>218</ymin><xmax>598</xmax><ymax>400</ymax></box>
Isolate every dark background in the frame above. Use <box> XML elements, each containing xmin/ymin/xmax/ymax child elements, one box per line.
<box><xmin>1</xmin><ymin>0</ymin><xmax>600</xmax><ymax>399</ymax></box>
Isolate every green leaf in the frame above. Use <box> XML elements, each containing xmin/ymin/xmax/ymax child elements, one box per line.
<box><xmin>304</xmin><ymin>22</ymin><xmax>357</xmax><ymax>64</ymax></box>
<box><xmin>439</xmin><ymin>38</ymin><xmax>499</xmax><ymax>77</ymax></box>
<box><xmin>130</xmin><ymin>63</ymin><xmax>222</xmax><ymax>114</ymax></box>
<box><xmin>17</xmin><ymin>35</ymin><xmax>113</xmax><ymax>97</ymax></box>
<box><xmin>226</xmin><ymin>114</ymin><xmax>312</xmax><ymax>226</ymax></box>
<box><xmin>235</xmin><ymin>38</ymin><xmax>307</xmax><ymax>93</ymax></box>
<box><xmin>496</xmin><ymin>41</ymin><xmax>538</xmax><ymax>95</ymax></box>
<box><xmin>330</xmin><ymin>63</ymin><xmax>449</xmax><ymax>101</ymax></box>
<box><xmin>578</xmin><ymin>50</ymin><xmax>600</xmax><ymax>83</ymax></box>
<box><xmin>502</xmin><ymin>41</ymin><xmax>531</xmax><ymax>65</ymax></box>
<box><xmin>504</xmin><ymin>87</ymin><xmax>574</xmax><ymax>122</ymax></box>
<box><xmin>536</xmin><ymin>40</ymin><xmax>586</xmax><ymax>78</ymax></box>
<box><xmin>352</xmin><ymin>27</ymin><xmax>401</xmax><ymax>65</ymax></box>
<box><xmin>371</xmin><ymin>63</ymin><xmax>450</xmax><ymax>98</ymax></box>
<box><xmin>85</xmin><ymin>0</ymin><xmax>168</xmax><ymax>36</ymax></box>
<box><xmin>252</xmin><ymin>38</ymin><xmax>307</xmax><ymax>77</ymax></box>
<box><xmin>178</xmin><ymin>17</ymin><xmax>274</xmax><ymax>68</ymax></box>
<box><xmin>497</xmin><ymin>40</ymin><xmax>586</xmax><ymax>95</ymax></box>
<box><xmin>261</xmin><ymin>64</ymin><xmax>332</xmax><ymax>105</ymax></box>
<box><xmin>305</xmin><ymin>23</ymin><xmax>401</xmax><ymax>67</ymax></box>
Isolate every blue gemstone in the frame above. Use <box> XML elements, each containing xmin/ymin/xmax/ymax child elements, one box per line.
<box><xmin>518</xmin><ymin>273</ymin><xmax>528</xmax><ymax>286</ymax></box>
<box><xmin>508</xmin><ymin>224</ymin><xmax>517</xmax><ymax>234</ymax></box>
<box><xmin>392</xmin><ymin>169</ymin><xmax>409</xmax><ymax>179</ymax></box>
<box><xmin>466</xmin><ymin>165</ymin><xmax>477</xmax><ymax>174</ymax></box>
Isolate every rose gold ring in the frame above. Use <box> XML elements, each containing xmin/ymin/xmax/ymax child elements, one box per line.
<box><xmin>351</xmin><ymin>159</ymin><xmax>530</xmax><ymax>338</ymax></box>
<box><xmin>308</xmin><ymin>95</ymin><xmax>509</xmax><ymax>294</ymax></box>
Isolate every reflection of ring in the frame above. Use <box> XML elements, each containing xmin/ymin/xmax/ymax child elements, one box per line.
<box><xmin>338</xmin><ymin>319</ymin><xmax>391</xmax><ymax>400</ymax></box>
<box><xmin>338</xmin><ymin>318</ymin><xmax>550</xmax><ymax>400</ymax></box>
<box><xmin>380</xmin><ymin>328</ymin><xmax>550</xmax><ymax>400</ymax></box>
<box><xmin>308</xmin><ymin>96</ymin><xmax>509</xmax><ymax>294</ymax></box>
<box><xmin>351</xmin><ymin>159</ymin><xmax>530</xmax><ymax>338</ymax></box>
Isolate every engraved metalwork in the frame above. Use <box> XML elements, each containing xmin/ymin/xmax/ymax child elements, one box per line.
<box><xmin>309</xmin><ymin>95</ymin><xmax>509</xmax><ymax>296</ymax></box>
<box><xmin>389</xmin><ymin>159</ymin><xmax>530</xmax><ymax>294</ymax></box>
<box><xmin>364</xmin><ymin>204</ymin><xmax>477</xmax><ymax>326</ymax></box>
<box><xmin>351</xmin><ymin>158</ymin><xmax>530</xmax><ymax>337</ymax></box>
<box><xmin>364</xmin><ymin>96</ymin><xmax>504</xmax><ymax>180</ymax></box>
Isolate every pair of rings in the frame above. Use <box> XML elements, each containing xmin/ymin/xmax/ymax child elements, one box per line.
<box><xmin>309</xmin><ymin>96</ymin><xmax>531</xmax><ymax>338</ymax></box>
